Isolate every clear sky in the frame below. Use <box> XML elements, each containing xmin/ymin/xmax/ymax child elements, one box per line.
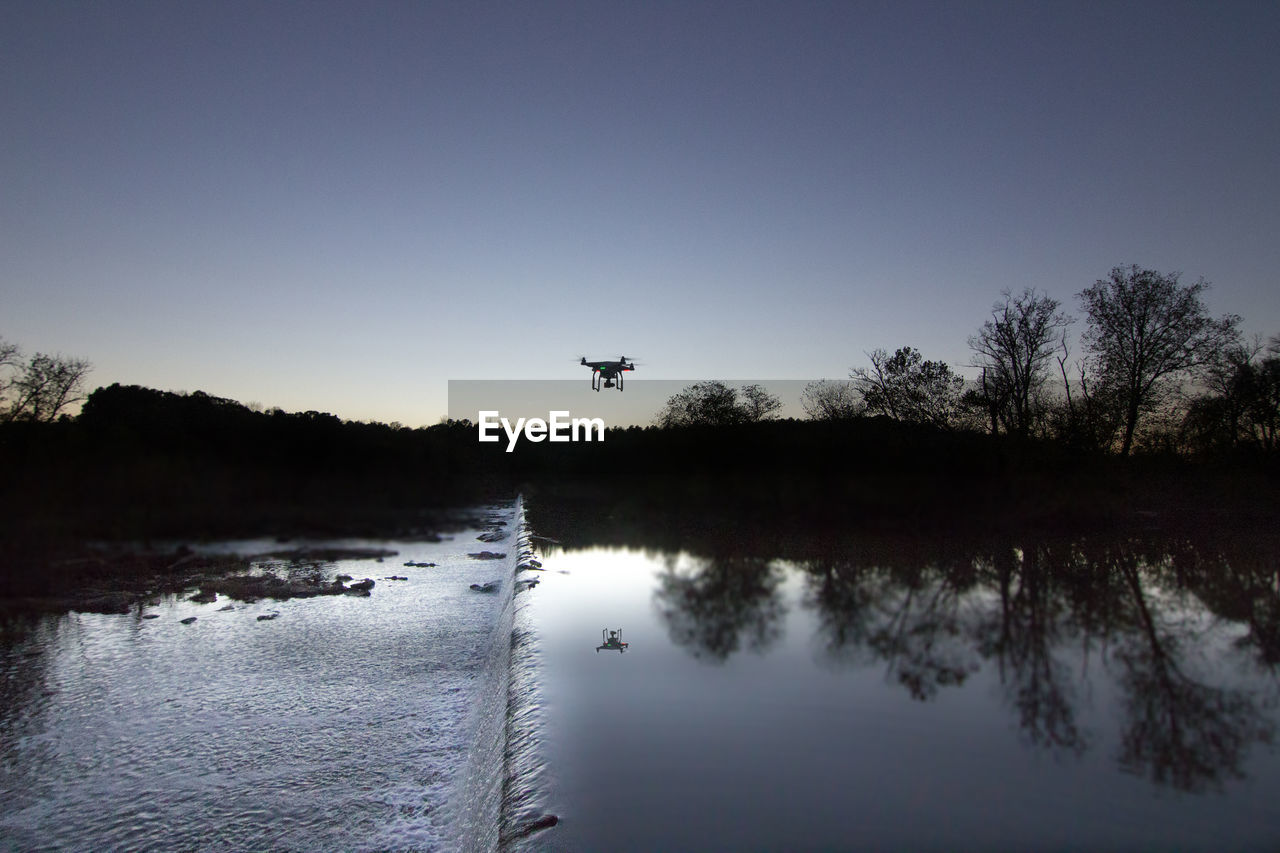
<box><xmin>4</xmin><ymin>0</ymin><xmax>1278</xmax><ymax>426</ymax></box>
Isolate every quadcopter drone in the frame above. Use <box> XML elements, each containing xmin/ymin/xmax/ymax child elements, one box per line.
<box><xmin>580</xmin><ymin>356</ymin><xmax>636</xmax><ymax>391</ymax></box>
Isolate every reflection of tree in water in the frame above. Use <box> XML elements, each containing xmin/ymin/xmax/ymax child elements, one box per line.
<box><xmin>800</xmin><ymin>531</ymin><xmax>1276</xmax><ymax>787</ymax></box>
<box><xmin>653</xmin><ymin>554</ymin><xmax>784</xmax><ymax>662</ymax></box>
<box><xmin>864</xmin><ymin>569</ymin><xmax>979</xmax><ymax>702</ymax></box>
<box><xmin>803</xmin><ymin>558</ymin><xmax>890</xmax><ymax>667</ymax></box>
<box><xmin>1169</xmin><ymin>532</ymin><xmax>1280</xmax><ymax>672</ymax></box>
<box><xmin>560</xmin><ymin>488</ymin><xmax>1280</xmax><ymax>792</ymax></box>
<box><xmin>1114</xmin><ymin>551</ymin><xmax>1275</xmax><ymax>792</ymax></box>
<box><xmin>977</xmin><ymin>541</ymin><xmax>1087</xmax><ymax>756</ymax></box>
<box><xmin>803</xmin><ymin>543</ymin><xmax>980</xmax><ymax>702</ymax></box>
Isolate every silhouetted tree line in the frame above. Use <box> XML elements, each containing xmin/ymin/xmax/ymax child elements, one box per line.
<box><xmin>4</xmin><ymin>379</ymin><xmax>1276</xmax><ymax>563</ymax></box>
<box><xmin>2</xmin><ymin>263</ymin><xmax>1277</xmax><ymax>556</ymax></box>
<box><xmin>655</xmin><ymin>381</ymin><xmax>782</xmax><ymax>427</ymax></box>
<box><xmin>0</xmin><ymin>383</ymin><xmax>509</xmax><ymax>547</ymax></box>
<box><xmin>801</xmin><ymin>265</ymin><xmax>1276</xmax><ymax>458</ymax></box>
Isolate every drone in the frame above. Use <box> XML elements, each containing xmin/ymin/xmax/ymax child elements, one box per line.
<box><xmin>580</xmin><ymin>356</ymin><xmax>636</xmax><ymax>391</ymax></box>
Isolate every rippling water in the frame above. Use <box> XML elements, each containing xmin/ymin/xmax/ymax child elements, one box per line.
<box><xmin>0</xmin><ymin>501</ymin><xmax>530</xmax><ymax>852</ymax></box>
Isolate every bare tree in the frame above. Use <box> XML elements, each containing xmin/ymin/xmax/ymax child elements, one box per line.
<box><xmin>656</xmin><ymin>381</ymin><xmax>781</xmax><ymax>427</ymax></box>
<box><xmin>738</xmin><ymin>383</ymin><xmax>783</xmax><ymax>422</ymax></box>
<box><xmin>0</xmin><ymin>338</ymin><xmax>21</xmax><ymax>401</ymax></box>
<box><xmin>1077</xmin><ymin>266</ymin><xmax>1240</xmax><ymax>455</ymax></box>
<box><xmin>851</xmin><ymin>346</ymin><xmax>965</xmax><ymax>429</ymax></box>
<box><xmin>1051</xmin><ymin>338</ymin><xmax>1123</xmax><ymax>452</ymax></box>
<box><xmin>1181</xmin><ymin>336</ymin><xmax>1265</xmax><ymax>450</ymax></box>
<box><xmin>0</xmin><ymin>337</ymin><xmax>93</xmax><ymax>423</ymax></box>
<box><xmin>800</xmin><ymin>379</ymin><xmax>863</xmax><ymax>420</ymax></box>
<box><xmin>1194</xmin><ymin>337</ymin><xmax>1280</xmax><ymax>452</ymax></box>
<box><xmin>1244</xmin><ymin>357</ymin><xmax>1280</xmax><ymax>451</ymax></box>
<box><xmin>969</xmin><ymin>289</ymin><xmax>1073</xmax><ymax>438</ymax></box>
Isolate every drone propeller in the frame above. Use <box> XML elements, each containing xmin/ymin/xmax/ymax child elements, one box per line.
<box><xmin>576</xmin><ymin>355</ymin><xmax>643</xmax><ymax>367</ymax></box>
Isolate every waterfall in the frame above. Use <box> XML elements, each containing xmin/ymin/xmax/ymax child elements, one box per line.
<box><xmin>446</xmin><ymin>496</ymin><xmax>548</xmax><ymax>852</ymax></box>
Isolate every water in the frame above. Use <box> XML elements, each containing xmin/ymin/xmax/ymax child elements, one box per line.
<box><xmin>5</xmin><ymin>499</ymin><xmax>1280</xmax><ymax>851</ymax></box>
<box><xmin>521</xmin><ymin>520</ymin><xmax>1280</xmax><ymax>851</ymax></box>
<box><xmin>0</xmin><ymin>500</ymin><xmax>533</xmax><ymax>852</ymax></box>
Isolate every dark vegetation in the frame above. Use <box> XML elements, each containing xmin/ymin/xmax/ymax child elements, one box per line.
<box><xmin>0</xmin><ymin>382</ymin><xmax>508</xmax><ymax>600</ymax></box>
<box><xmin>4</xmin><ymin>379</ymin><xmax>1276</xmax><ymax>592</ymax></box>
<box><xmin>4</xmin><ymin>383</ymin><xmax>500</xmax><ymax>537</ymax></box>
<box><xmin>3</xmin><ymin>265</ymin><xmax>1278</xmax><ymax>603</ymax></box>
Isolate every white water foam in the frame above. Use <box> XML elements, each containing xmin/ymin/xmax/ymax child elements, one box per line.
<box><xmin>0</xmin><ymin>501</ymin><xmax>538</xmax><ymax>853</ymax></box>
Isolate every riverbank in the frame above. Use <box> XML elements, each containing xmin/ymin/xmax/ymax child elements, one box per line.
<box><xmin>0</xmin><ymin>498</ymin><xmax>508</xmax><ymax>607</ymax></box>
<box><xmin>7</xmin><ymin>455</ymin><xmax>1275</xmax><ymax>614</ymax></box>
<box><xmin>0</xmin><ymin>545</ymin><xmax>406</xmax><ymax>616</ymax></box>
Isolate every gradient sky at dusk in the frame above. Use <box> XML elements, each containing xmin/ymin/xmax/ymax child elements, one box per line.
<box><xmin>4</xmin><ymin>1</ymin><xmax>1278</xmax><ymax>425</ymax></box>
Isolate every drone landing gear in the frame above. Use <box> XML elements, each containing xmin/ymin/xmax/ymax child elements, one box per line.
<box><xmin>591</xmin><ymin>371</ymin><xmax>623</xmax><ymax>391</ymax></box>
<box><xmin>581</xmin><ymin>357</ymin><xmax>634</xmax><ymax>392</ymax></box>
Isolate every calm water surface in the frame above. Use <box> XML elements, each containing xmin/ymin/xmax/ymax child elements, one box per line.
<box><xmin>523</xmin><ymin>527</ymin><xmax>1280</xmax><ymax>852</ymax></box>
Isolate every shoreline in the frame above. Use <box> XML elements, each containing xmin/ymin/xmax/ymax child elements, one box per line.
<box><xmin>0</xmin><ymin>545</ymin><xmax>404</xmax><ymax>617</ymax></box>
<box><xmin>4</xmin><ymin>460</ymin><xmax>1277</xmax><ymax>614</ymax></box>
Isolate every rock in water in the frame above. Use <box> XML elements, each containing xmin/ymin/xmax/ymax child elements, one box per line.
<box><xmin>179</xmin><ymin>616</ymin><xmax>197</xmax><ymax>625</ymax></box>
<box><xmin>509</xmin><ymin>814</ymin><xmax>559</xmax><ymax>839</ymax></box>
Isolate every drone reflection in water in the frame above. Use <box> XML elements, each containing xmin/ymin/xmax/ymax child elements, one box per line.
<box><xmin>596</xmin><ymin>628</ymin><xmax>628</xmax><ymax>653</ymax></box>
